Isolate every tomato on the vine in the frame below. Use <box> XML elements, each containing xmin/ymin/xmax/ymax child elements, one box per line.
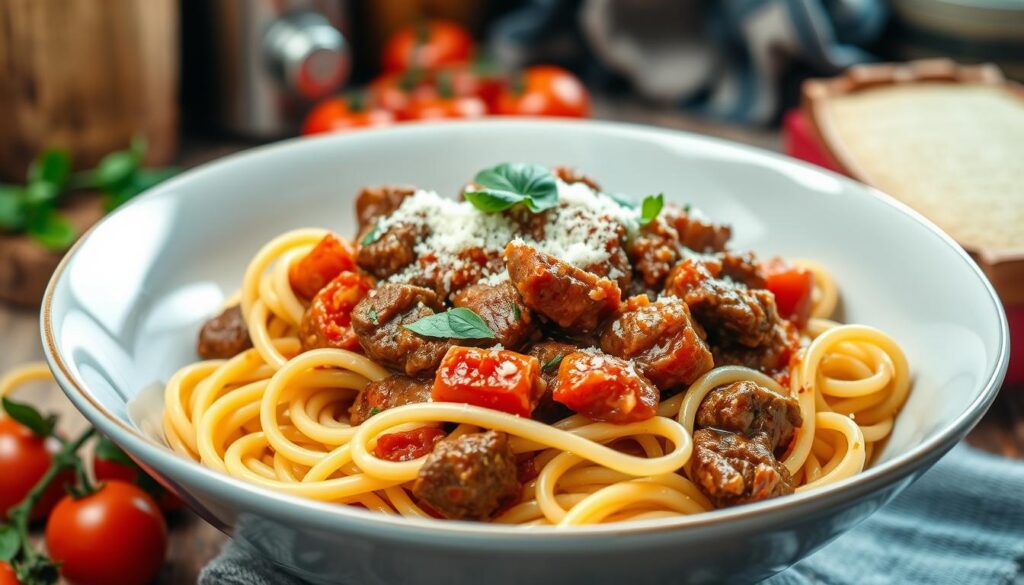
<box><xmin>382</xmin><ymin>20</ymin><xmax>475</xmax><ymax>73</ymax></box>
<box><xmin>46</xmin><ymin>481</ymin><xmax>167</xmax><ymax>585</ymax></box>
<box><xmin>495</xmin><ymin>65</ymin><xmax>590</xmax><ymax>118</ymax></box>
<box><xmin>0</xmin><ymin>417</ymin><xmax>72</xmax><ymax>521</ymax></box>
<box><xmin>0</xmin><ymin>562</ymin><xmax>18</xmax><ymax>585</ymax></box>
<box><xmin>406</xmin><ymin>94</ymin><xmax>487</xmax><ymax>121</ymax></box>
<box><xmin>302</xmin><ymin>95</ymin><xmax>395</xmax><ymax>136</ymax></box>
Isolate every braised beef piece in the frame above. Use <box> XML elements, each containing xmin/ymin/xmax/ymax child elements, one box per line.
<box><xmin>600</xmin><ymin>295</ymin><xmax>714</xmax><ymax>390</ymax></box>
<box><xmin>525</xmin><ymin>340</ymin><xmax>578</xmax><ymax>423</ymax></box>
<box><xmin>718</xmin><ymin>251</ymin><xmax>766</xmax><ymax>289</ymax></box>
<box><xmin>691</xmin><ymin>428</ymin><xmax>795</xmax><ymax>508</ymax></box>
<box><xmin>505</xmin><ymin>241</ymin><xmax>621</xmax><ymax>335</ymax></box>
<box><xmin>412</xmin><ymin>430</ymin><xmax>520</xmax><ymax>521</ymax></box>
<box><xmin>411</xmin><ymin>247</ymin><xmax>506</xmax><ymax>300</ymax></box>
<box><xmin>666</xmin><ymin>256</ymin><xmax>778</xmax><ymax>348</ymax></box>
<box><xmin>197</xmin><ymin>305</ymin><xmax>252</xmax><ymax>359</ymax></box>
<box><xmin>667</xmin><ymin>206</ymin><xmax>731</xmax><ymax>253</ymax></box>
<box><xmin>349</xmin><ymin>375</ymin><xmax>433</xmax><ymax>425</ymax></box>
<box><xmin>451</xmin><ymin>281</ymin><xmax>538</xmax><ymax>350</ymax></box>
<box><xmin>355</xmin><ymin>185</ymin><xmax>416</xmax><ymax>231</ymax></box>
<box><xmin>357</xmin><ymin>223</ymin><xmax>423</xmax><ymax>280</ymax></box>
<box><xmin>552</xmin><ymin>166</ymin><xmax>601</xmax><ymax>191</ymax></box>
<box><xmin>628</xmin><ymin>214</ymin><xmax>681</xmax><ymax>291</ymax></box>
<box><xmin>697</xmin><ymin>381</ymin><xmax>802</xmax><ymax>453</ymax></box>
<box><xmin>351</xmin><ymin>284</ymin><xmax>453</xmax><ymax>377</ymax></box>
<box><xmin>712</xmin><ymin>321</ymin><xmax>798</xmax><ymax>375</ymax></box>
<box><xmin>583</xmin><ymin>221</ymin><xmax>633</xmax><ymax>291</ymax></box>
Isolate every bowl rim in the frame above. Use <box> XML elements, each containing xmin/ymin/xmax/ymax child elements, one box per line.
<box><xmin>40</xmin><ymin>118</ymin><xmax>1011</xmax><ymax>540</ymax></box>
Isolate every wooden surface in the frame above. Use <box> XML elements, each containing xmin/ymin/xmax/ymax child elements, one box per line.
<box><xmin>0</xmin><ymin>98</ymin><xmax>1019</xmax><ymax>584</ymax></box>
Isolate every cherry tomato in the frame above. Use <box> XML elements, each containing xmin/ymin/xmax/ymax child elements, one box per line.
<box><xmin>374</xmin><ymin>427</ymin><xmax>446</xmax><ymax>462</ymax></box>
<box><xmin>0</xmin><ymin>417</ymin><xmax>72</xmax><ymax>521</ymax></box>
<box><xmin>433</xmin><ymin>347</ymin><xmax>542</xmax><ymax>417</ymax></box>
<box><xmin>761</xmin><ymin>258</ymin><xmax>815</xmax><ymax>328</ymax></box>
<box><xmin>46</xmin><ymin>481</ymin><xmax>167</xmax><ymax>585</ymax></box>
<box><xmin>299</xmin><ymin>271</ymin><xmax>375</xmax><ymax>351</ymax></box>
<box><xmin>288</xmin><ymin>233</ymin><xmax>357</xmax><ymax>299</ymax></box>
<box><xmin>552</xmin><ymin>352</ymin><xmax>658</xmax><ymax>423</ymax></box>
<box><xmin>92</xmin><ymin>442</ymin><xmax>183</xmax><ymax>513</ymax></box>
<box><xmin>382</xmin><ymin>20</ymin><xmax>475</xmax><ymax>73</ymax></box>
<box><xmin>302</xmin><ymin>96</ymin><xmax>395</xmax><ymax>136</ymax></box>
<box><xmin>0</xmin><ymin>562</ymin><xmax>18</xmax><ymax>585</ymax></box>
<box><xmin>495</xmin><ymin>65</ymin><xmax>590</xmax><ymax>118</ymax></box>
<box><xmin>406</xmin><ymin>94</ymin><xmax>486</xmax><ymax>121</ymax></box>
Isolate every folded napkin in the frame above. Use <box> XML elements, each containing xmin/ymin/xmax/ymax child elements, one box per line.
<box><xmin>200</xmin><ymin>443</ymin><xmax>1024</xmax><ymax>585</ymax></box>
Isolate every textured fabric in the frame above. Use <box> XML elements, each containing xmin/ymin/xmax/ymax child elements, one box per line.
<box><xmin>487</xmin><ymin>0</ymin><xmax>887</xmax><ymax>124</ymax></box>
<box><xmin>200</xmin><ymin>444</ymin><xmax>1024</xmax><ymax>585</ymax></box>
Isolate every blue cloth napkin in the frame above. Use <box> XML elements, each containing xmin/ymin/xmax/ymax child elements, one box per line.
<box><xmin>199</xmin><ymin>443</ymin><xmax>1024</xmax><ymax>585</ymax></box>
<box><xmin>487</xmin><ymin>0</ymin><xmax>886</xmax><ymax>124</ymax></box>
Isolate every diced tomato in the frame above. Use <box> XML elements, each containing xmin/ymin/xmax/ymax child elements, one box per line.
<box><xmin>300</xmin><ymin>271</ymin><xmax>374</xmax><ymax>351</ymax></box>
<box><xmin>761</xmin><ymin>258</ymin><xmax>814</xmax><ymax>328</ymax></box>
<box><xmin>373</xmin><ymin>427</ymin><xmax>447</xmax><ymax>462</ymax></box>
<box><xmin>433</xmin><ymin>347</ymin><xmax>542</xmax><ymax>417</ymax></box>
<box><xmin>552</xmin><ymin>352</ymin><xmax>658</xmax><ymax>424</ymax></box>
<box><xmin>289</xmin><ymin>234</ymin><xmax>357</xmax><ymax>299</ymax></box>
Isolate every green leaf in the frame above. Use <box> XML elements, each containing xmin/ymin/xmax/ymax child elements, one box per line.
<box><xmin>95</xmin><ymin>151</ymin><xmax>138</xmax><ymax>193</ymax></box>
<box><xmin>404</xmin><ymin>308</ymin><xmax>496</xmax><ymax>339</ymax></box>
<box><xmin>1</xmin><ymin>397</ymin><xmax>56</xmax><ymax>438</ymax></box>
<box><xmin>366</xmin><ymin>306</ymin><xmax>379</xmax><ymax>326</ymax></box>
<box><xmin>511</xmin><ymin>302</ymin><xmax>521</xmax><ymax>322</ymax></box>
<box><xmin>638</xmin><ymin>193</ymin><xmax>664</xmax><ymax>226</ymax></box>
<box><xmin>133</xmin><ymin>167</ymin><xmax>179</xmax><ymax>191</ymax></box>
<box><xmin>464</xmin><ymin>163</ymin><xmax>558</xmax><ymax>214</ymax></box>
<box><xmin>28</xmin><ymin>149</ymin><xmax>72</xmax><ymax>188</ymax></box>
<box><xmin>0</xmin><ymin>524</ymin><xmax>18</xmax><ymax>562</ymax></box>
<box><xmin>360</xmin><ymin>222</ymin><xmax>381</xmax><ymax>246</ymax></box>
<box><xmin>94</xmin><ymin>434</ymin><xmax>135</xmax><ymax>467</ymax></box>
<box><xmin>368</xmin><ymin>407</ymin><xmax>382</xmax><ymax>417</ymax></box>
<box><xmin>23</xmin><ymin>181</ymin><xmax>59</xmax><ymax>208</ymax></box>
<box><xmin>0</xmin><ymin>186</ymin><xmax>25</xmax><ymax>230</ymax></box>
<box><xmin>27</xmin><ymin>211</ymin><xmax>76</xmax><ymax>251</ymax></box>
<box><xmin>542</xmin><ymin>354</ymin><xmax>565</xmax><ymax>372</ymax></box>
<box><xmin>606</xmin><ymin>192</ymin><xmax>636</xmax><ymax>208</ymax></box>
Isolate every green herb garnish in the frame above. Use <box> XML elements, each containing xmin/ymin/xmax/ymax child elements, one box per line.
<box><xmin>542</xmin><ymin>354</ymin><xmax>565</xmax><ymax>372</ymax></box>
<box><xmin>512</xmin><ymin>302</ymin><xmax>521</xmax><ymax>321</ymax></box>
<box><xmin>404</xmin><ymin>308</ymin><xmax>496</xmax><ymax>339</ymax></box>
<box><xmin>638</xmin><ymin>193</ymin><xmax>664</xmax><ymax>226</ymax></box>
<box><xmin>361</xmin><ymin>222</ymin><xmax>382</xmax><ymax>246</ymax></box>
<box><xmin>368</xmin><ymin>407</ymin><xmax>382</xmax><ymax>417</ymax></box>
<box><xmin>464</xmin><ymin>163</ymin><xmax>558</xmax><ymax>213</ymax></box>
<box><xmin>367</xmin><ymin>306</ymin><xmax>379</xmax><ymax>325</ymax></box>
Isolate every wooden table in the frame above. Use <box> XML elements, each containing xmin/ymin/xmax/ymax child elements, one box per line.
<box><xmin>1</xmin><ymin>98</ymin><xmax>1020</xmax><ymax>584</ymax></box>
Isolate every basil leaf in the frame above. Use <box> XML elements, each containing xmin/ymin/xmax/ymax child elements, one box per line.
<box><xmin>361</xmin><ymin>222</ymin><xmax>381</xmax><ymax>246</ymax></box>
<box><xmin>0</xmin><ymin>186</ymin><xmax>25</xmax><ymax>230</ymax></box>
<box><xmin>0</xmin><ymin>524</ymin><xmax>18</xmax><ymax>562</ymax></box>
<box><xmin>95</xmin><ymin>150</ymin><xmax>138</xmax><ymax>193</ymax></box>
<box><xmin>28</xmin><ymin>149</ymin><xmax>71</xmax><ymax>188</ymax></box>
<box><xmin>23</xmin><ymin>181</ymin><xmax>59</xmax><ymax>208</ymax></box>
<box><xmin>95</xmin><ymin>434</ymin><xmax>136</xmax><ymax>467</ymax></box>
<box><xmin>542</xmin><ymin>354</ymin><xmax>565</xmax><ymax>371</ymax></box>
<box><xmin>404</xmin><ymin>308</ymin><xmax>496</xmax><ymax>339</ymax></box>
<box><xmin>367</xmin><ymin>306</ymin><xmax>379</xmax><ymax>325</ymax></box>
<box><xmin>27</xmin><ymin>211</ymin><xmax>76</xmax><ymax>251</ymax></box>
<box><xmin>464</xmin><ymin>163</ymin><xmax>558</xmax><ymax>213</ymax></box>
<box><xmin>2</xmin><ymin>397</ymin><xmax>56</xmax><ymax>437</ymax></box>
<box><xmin>638</xmin><ymin>193</ymin><xmax>664</xmax><ymax>226</ymax></box>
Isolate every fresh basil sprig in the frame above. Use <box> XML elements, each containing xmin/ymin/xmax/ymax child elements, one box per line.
<box><xmin>638</xmin><ymin>193</ymin><xmax>664</xmax><ymax>226</ymax></box>
<box><xmin>464</xmin><ymin>163</ymin><xmax>558</xmax><ymax>213</ymax></box>
<box><xmin>404</xmin><ymin>307</ymin><xmax>496</xmax><ymax>339</ymax></box>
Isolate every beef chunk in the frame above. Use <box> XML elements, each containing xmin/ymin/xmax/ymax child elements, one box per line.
<box><xmin>691</xmin><ymin>428</ymin><xmax>795</xmax><ymax>508</ymax></box>
<box><xmin>349</xmin><ymin>375</ymin><xmax>433</xmax><ymax>425</ymax></box>
<box><xmin>697</xmin><ymin>381</ymin><xmax>802</xmax><ymax>453</ymax></box>
<box><xmin>583</xmin><ymin>222</ymin><xmax>632</xmax><ymax>291</ymax></box>
<box><xmin>355</xmin><ymin>185</ymin><xmax>416</xmax><ymax>231</ymax></box>
<box><xmin>351</xmin><ymin>284</ymin><xmax>453</xmax><ymax>377</ymax></box>
<box><xmin>412</xmin><ymin>431</ymin><xmax>520</xmax><ymax>521</ymax></box>
<box><xmin>197</xmin><ymin>305</ymin><xmax>252</xmax><ymax>359</ymax></box>
<box><xmin>409</xmin><ymin>246</ymin><xmax>505</xmax><ymax>300</ymax></box>
<box><xmin>666</xmin><ymin>256</ymin><xmax>779</xmax><ymax>348</ymax></box>
<box><xmin>504</xmin><ymin>240</ymin><xmax>621</xmax><ymax>335</ymax></box>
<box><xmin>666</xmin><ymin>205</ymin><xmax>731</xmax><ymax>253</ymax></box>
<box><xmin>451</xmin><ymin>281</ymin><xmax>538</xmax><ymax>350</ymax></box>
<box><xmin>552</xmin><ymin>166</ymin><xmax>601</xmax><ymax>191</ymax></box>
<box><xmin>526</xmin><ymin>341</ymin><xmax>577</xmax><ymax>423</ymax></box>
<box><xmin>357</xmin><ymin>223</ymin><xmax>422</xmax><ymax>280</ymax></box>
<box><xmin>712</xmin><ymin>320</ymin><xmax>798</xmax><ymax>376</ymax></box>
<box><xmin>600</xmin><ymin>295</ymin><xmax>714</xmax><ymax>390</ymax></box>
<box><xmin>628</xmin><ymin>215</ymin><xmax>681</xmax><ymax>291</ymax></box>
<box><xmin>718</xmin><ymin>251</ymin><xmax>767</xmax><ymax>289</ymax></box>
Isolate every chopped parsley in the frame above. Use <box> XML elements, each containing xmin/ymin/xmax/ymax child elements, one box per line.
<box><xmin>542</xmin><ymin>354</ymin><xmax>565</xmax><ymax>372</ymax></box>
<box><xmin>366</xmin><ymin>306</ymin><xmax>378</xmax><ymax>325</ymax></box>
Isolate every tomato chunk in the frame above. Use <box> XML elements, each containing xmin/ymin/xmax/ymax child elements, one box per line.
<box><xmin>552</xmin><ymin>351</ymin><xmax>659</xmax><ymax>423</ymax></box>
<box><xmin>374</xmin><ymin>427</ymin><xmax>447</xmax><ymax>462</ymax></box>
<box><xmin>761</xmin><ymin>258</ymin><xmax>814</xmax><ymax>328</ymax></box>
<box><xmin>433</xmin><ymin>347</ymin><xmax>542</xmax><ymax>417</ymax></box>
<box><xmin>289</xmin><ymin>234</ymin><xmax>357</xmax><ymax>299</ymax></box>
<box><xmin>300</xmin><ymin>271</ymin><xmax>374</xmax><ymax>351</ymax></box>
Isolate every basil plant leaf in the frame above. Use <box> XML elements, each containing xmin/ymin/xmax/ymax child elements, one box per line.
<box><xmin>27</xmin><ymin>211</ymin><xmax>76</xmax><ymax>251</ymax></box>
<box><xmin>96</xmin><ymin>150</ymin><xmax>139</xmax><ymax>193</ymax></box>
<box><xmin>28</xmin><ymin>149</ymin><xmax>72</xmax><ymax>188</ymax></box>
<box><xmin>2</xmin><ymin>397</ymin><xmax>56</xmax><ymax>437</ymax></box>
<box><xmin>638</xmin><ymin>193</ymin><xmax>665</xmax><ymax>225</ymax></box>
<box><xmin>464</xmin><ymin>162</ymin><xmax>558</xmax><ymax>214</ymax></box>
<box><xmin>0</xmin><ymin>186</ymin><xmax>25</xmax><ymax>230</ymax></box>
<box><xmin>404</xmin><ymin>308</ymin><xmax>496</xmax><ymax>339</ymax></box>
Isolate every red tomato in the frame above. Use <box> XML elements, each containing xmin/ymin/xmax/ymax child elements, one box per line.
<box><xmin>288</xmin><ymin>233</ymin><xmax>357</xmax><ymax>299</ymax></box>
<box><xmin>92</xmin><ymin>450</ymin><xmax>183</xmax><ymax>513</ymax></box>
<box><xmin>0</xmin><ymin>562</ymin><xmax>18</xmax><ymax>585</ymax></box>
<box><xmin>433</xmin><ymin>347</ymin><xmax>542</xmax><ymax>417</ymax></box>
<box><xmin>495</xmin><ymin>65</ymin><xmax>590</xmax><ymax>118</ymax></box>
<box><xmin>300</xmin><ymin>271</ymin><xmax>375</xmax><ymax>351</ymax></box>
<box><xmin>406</xmin><ymin>95</ymin><xmax>486</xmax><ymax>121</ymax></box>
<box><xmin>45</xmin><ymin>481</ymin><xmax>166</xmax><ymax>585</ymax></box>
<box><xmin>0</xmin><ymin>417</ymin><xmax>72</xmax><ymax>521</ymax></box>
<box><xmin>302</xmin><ymin>97</ymin><xmax>395</xmax><ymax>136</ymax></box>
<box><xmin>382</xmin><ymin>20</ymin><xmax>475</xmax><ymax>73</ymax></box>
<box><xmin>368</xmin><ymin>71</ymin><xmax>437</xmax><ymax>119</ymax></box>
<box><xmin>552</xmin><ymin>352</ymin><xmax>658</xmax><ymax>423</ymax></box>
<box><xmin>373</xmin><ymin>427</ymin><xmax>446</xmax><ymax>462</ymax></box>
<box><xmin>762</xmin><ymin>258</ymin><xmax>815</xmax><ymax>328</ymax></box>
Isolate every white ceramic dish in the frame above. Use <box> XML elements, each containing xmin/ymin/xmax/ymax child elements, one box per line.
<box><xmin>41</xmin><ymin>120</ymin><xmax>1009</xmax><ymax>584</ymax></box>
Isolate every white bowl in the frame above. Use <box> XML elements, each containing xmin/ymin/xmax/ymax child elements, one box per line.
<box><xmin>42</xmin><ymin>120</ymin><xmax>1009</xmax><ymax>585</ymax></box>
